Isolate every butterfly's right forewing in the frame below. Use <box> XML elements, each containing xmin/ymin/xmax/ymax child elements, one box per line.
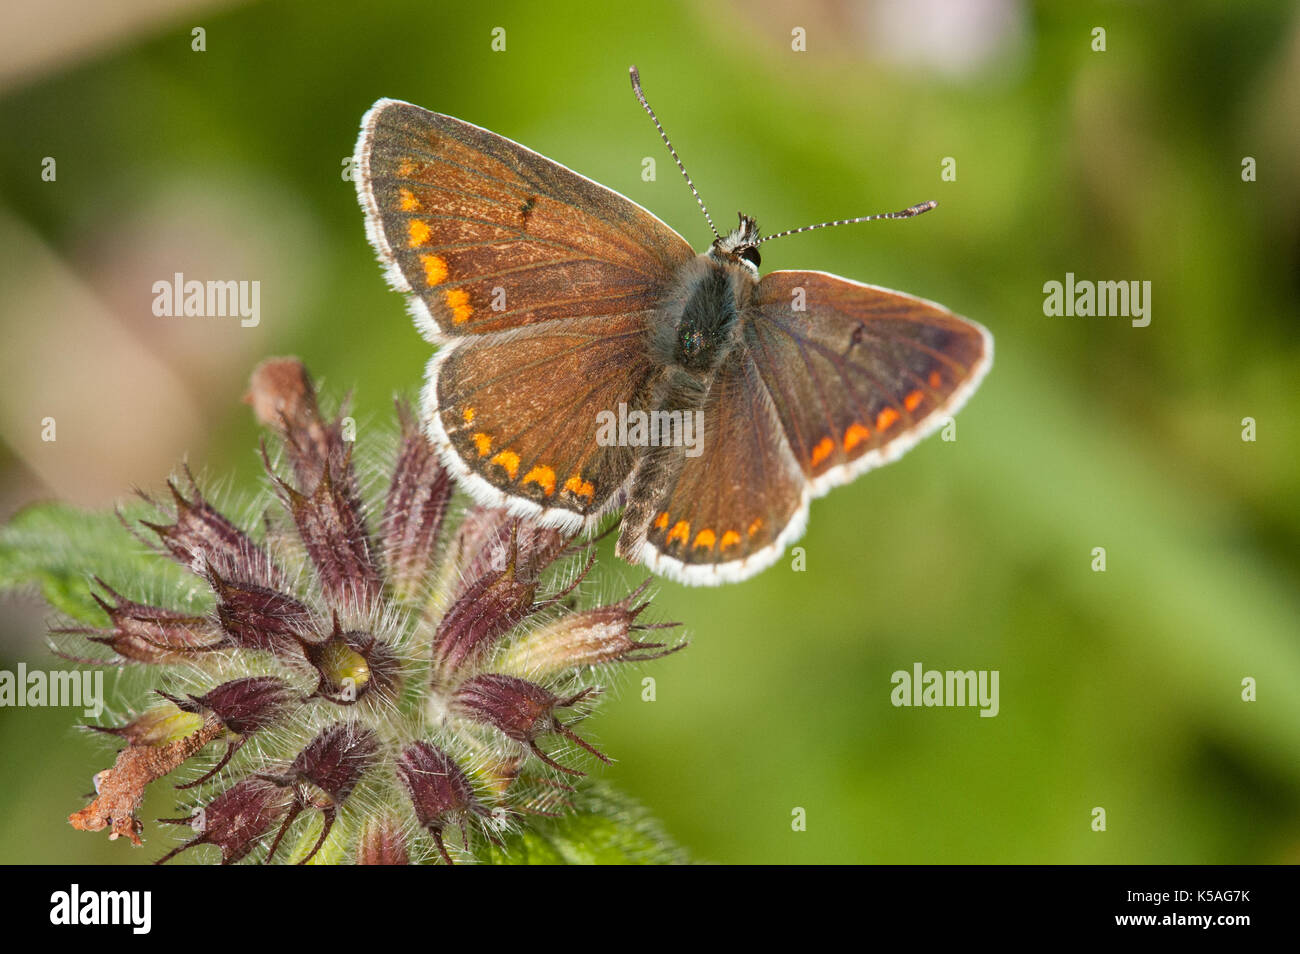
<box><xmin>748</xmin><ymin>270</ymin><xmax>992</xmax><ymax>496</ymax></box>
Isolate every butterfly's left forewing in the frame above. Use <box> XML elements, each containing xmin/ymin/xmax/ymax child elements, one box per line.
<box><xmin>357</xmin><ymin>99</ymin><xmax>697</xmax><ymax>531</ymax></box>
<box><xmin>355</xmin><ymin>99</ymin><xmax>693</xmax><ymax>342</ymax></box>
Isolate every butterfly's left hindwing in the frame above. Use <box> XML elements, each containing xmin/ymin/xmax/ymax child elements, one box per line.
<box><xmin>428</xmin><ymin>312</ymin><xmax>659</xmax><ymax>531</ymax></box>
<box><xmin>357</xmin><ymin>98</ymin><xmax>698</xmax><ymax>530</ymax></box>
<box><xmin>355</xmin><ymin>99</ymin><xmax>693</xmax><ymax>341</ymax></box>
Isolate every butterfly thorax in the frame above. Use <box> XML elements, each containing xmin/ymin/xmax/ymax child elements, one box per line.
<box><xmin>649</xmin><ymin>218</ymin><xmax>761</xmax><ymax>379</ymax></box>
<box><xmin>620</xmin><ymin>220</ymin><xmax>765</xmax><ymax>559</ymax></box>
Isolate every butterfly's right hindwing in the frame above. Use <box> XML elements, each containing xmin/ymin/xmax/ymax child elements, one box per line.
<box><xmin>628</xmin><ymin>348</ymin><xmax>810</xmax><ymax>585</ymax></box>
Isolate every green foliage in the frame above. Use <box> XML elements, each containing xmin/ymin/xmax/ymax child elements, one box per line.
<box><xmin>0</xmin><ymin>502</ymin><xmax>202</xmax><ymax>625</ymax></box>
<box><xmin>478</xmin><ymin>787</ymin><xmax>688</xmax><ymax>865</ymax></box>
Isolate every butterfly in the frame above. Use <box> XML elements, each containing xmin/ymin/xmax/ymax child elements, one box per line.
<box><xmin>353</xmin><ymin>67</ymin><xmax>992</xmax><ymax>586</ymax></box>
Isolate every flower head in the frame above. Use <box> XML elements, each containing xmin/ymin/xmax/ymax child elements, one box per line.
<box><xmin>61</xmin><ymin>357</ymin><xmax>684</xmax><ymax>864</ymax></box>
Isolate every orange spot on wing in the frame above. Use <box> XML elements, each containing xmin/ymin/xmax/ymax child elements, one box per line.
<box><xmin>720</xmin><ymin>530</ymin><xmax>741</xmax><ymax>550</ymax></box>
<box><xmin>667</xmin><ymin>521</ymin><xmax>691</xmax><ymax>546</ymax></box>
<box><xmin>564</xmin><ymin>475</ymin><xmax>595</xmax><ymax>500</ymax></box>
<box><xmin>523</xmin><ymin>465</ymin><xmax>556</xmax><ymax>496</ymax></box>
<box><xmin>693</xmin><ymin>528</ymin><xmax>716</xmax><ymax>549</ymax></box>
<box><xmin>398</xmin><ymin>188</ymin><xmax>421</xmax><ymax>211</ymax></box>
<box><xmin>420</xmin><ymin>254</ymin><xmax>448</xmax><ymax>286</ymax></box>
<box><xmin>904</xmin><ymin>390</ymin><xmax>924</xmax><ymax>412</ymax></box>
<box><xmin>654</xmin><ymin>511</ymin><xmax>669</xmax><ymax>530</ymax></box>
<box><xmin>472</xmin><ymin>432</ymin><xmax>492</xmax><ymax>457</ymax></box>
<box><xmin>876</xmin><ymin>407</ymin><xmax>900</xmax><ymax>431</ymax></box>
<box><xmin>445</xmin><ymin>288</ymin><xmax>473</xmax><ymax>324</ymax></box>
<box><xmin>810</xmin><ymin>436</ymin><xmax>834</xmax><ymax>467</ymax></box>
<box><xmin>491</xmin><ymin>450</ymin><xmax>520</xmax><ymax>480</ymax></box>
<box><xmin>462</xmin><ymin>407</ymin><xmax>475</xmax><ymax>424</ymax></box>
<box><xmin>844</xmin><ymin>423</ymin><xmax>871</xmax><ymax>451</ymax></box>
<box><xmin>929</xmin><ymin>370</ymin><xmax>943</xmax><ymax>389</ymax></box>
<box><xmin>747</xmin><ymin>519</ymin><xmax>762</xmax><ymax>537</ymax></box>
<box><xmin>407</xmin><ymin>219</ymin><xmax>432</xmax><ymax>247</ymax></box>
<box><xmin>397</xmin><ymin>160</ymin><xmax>416</xmax><ymax>177</ymax></box>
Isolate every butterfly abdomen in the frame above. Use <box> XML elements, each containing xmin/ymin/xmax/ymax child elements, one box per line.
<box><xmin>614</xmin><ymin>353</ymin><xmax>713</xmax><ymax>563</ymax></box>
<box><xmin>621</xmin><ymin>258</ymin><xmax>759</xmax><ymax>560</ymax></box>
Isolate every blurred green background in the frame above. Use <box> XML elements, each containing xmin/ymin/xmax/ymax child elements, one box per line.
<box><xmin>1</xmin><ymin>0</ymin><xmax>1298</xmax><ymax>864</ymax></box>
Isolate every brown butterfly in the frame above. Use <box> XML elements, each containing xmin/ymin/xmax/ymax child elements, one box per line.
<box><xmin>353</xmin><ymin>67</ymin><xmax>992</xmax><ymax>585</ymax></box>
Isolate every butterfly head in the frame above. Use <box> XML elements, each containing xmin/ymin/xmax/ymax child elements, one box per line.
<box><xmin>709</xmin><ymin>214</ymin><xmax>762</xmax><ymax>277</ymax></box>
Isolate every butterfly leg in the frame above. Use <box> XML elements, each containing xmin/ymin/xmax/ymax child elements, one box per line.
<box><xmin>616</xmin><ymin>441</ymin><xmax>687</xmax><ymax>563</ymax></box>
<box><xmin>615</xmin><ymin>366</ymin><xmax>712</xmax><ymax>565</ymax></box>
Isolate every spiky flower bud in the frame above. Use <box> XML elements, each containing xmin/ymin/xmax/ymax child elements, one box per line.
<box><xmin>57</xmin><ymin>357</ymin><xmax>684</xmax><ymax>863</ymax></box>
<box><xmin>156</xmin><ymin>778</ymin><xmax>293</xmax><ymax>865</ymax></box>
<box><xmin>499</xmin><ymin>581</ymin><xmax>686</xmax><ymax>681</ymax></box>
<box><xmin>207</xmin><ymin>569</ymin><xmax>313</xmax><ymax>654</ymax></box>
<box><xmin>296</xmin><ymin>618</ymin><xmax>400</xmax><ymax>706</ymax></box>
<box><xmin>257</xmin><ymin>722</ymin><xmax>380</xmax><ymax>864</ymax></box>
<box><xmin>156</xmin><ymin>676</ymin><xmax>294</xmax><ymax>788</ymax></box>
<box><xmin>431</xmin><ymin>550</ymin><xmax>541</xmax><ymax>683</ymax></box>
<box><xmin>53</xmin><ymin>581</ymin><xmax>224</xmax><ymax>664</ymax></box>
<box><xmin>161</xmin><ymin>676</ymin><xmax>294</xmax><ymax>736</ymax></box>
<box><xmin>396</xmin><ymin>740</ymin><xmax>488</xmax><ymax>864</ymax></box>
<box><xmin>453</xmin><ymin>674</ymin><xmax>609</xmax><ymax>776</ymax></box>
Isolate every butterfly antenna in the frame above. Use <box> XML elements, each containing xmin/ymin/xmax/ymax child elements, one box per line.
<box><xmin>757</xmin><ymin>200</ymin><xmax>937</xmax><ymax>245</ymax></box>
<box><xmin>629</xmin><ymin>65</ymin><xmax>719</xmax><ymax>240</ymax></box>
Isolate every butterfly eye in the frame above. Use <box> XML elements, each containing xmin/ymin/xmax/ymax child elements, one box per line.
<box><xmin>740</xmin><ymin>247</ymin><xmax>761</xmax><ymax>268</ymax></box>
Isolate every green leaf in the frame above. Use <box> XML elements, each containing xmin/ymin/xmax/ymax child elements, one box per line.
<box><xmin>477</xmin><ymin>784</ymin><xmax>689</xmax><ymax>865</ymax></box>
<box><xmin>0</xmin><ymin>502</ymin><xmax>203</xmax><ymax>624</ymax></box>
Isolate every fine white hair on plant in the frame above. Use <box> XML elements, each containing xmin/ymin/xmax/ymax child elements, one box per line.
<box><xmin>57</xmin><ymin>356</ymin><xmax>687</xmax><ymax>865</ymax></box>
